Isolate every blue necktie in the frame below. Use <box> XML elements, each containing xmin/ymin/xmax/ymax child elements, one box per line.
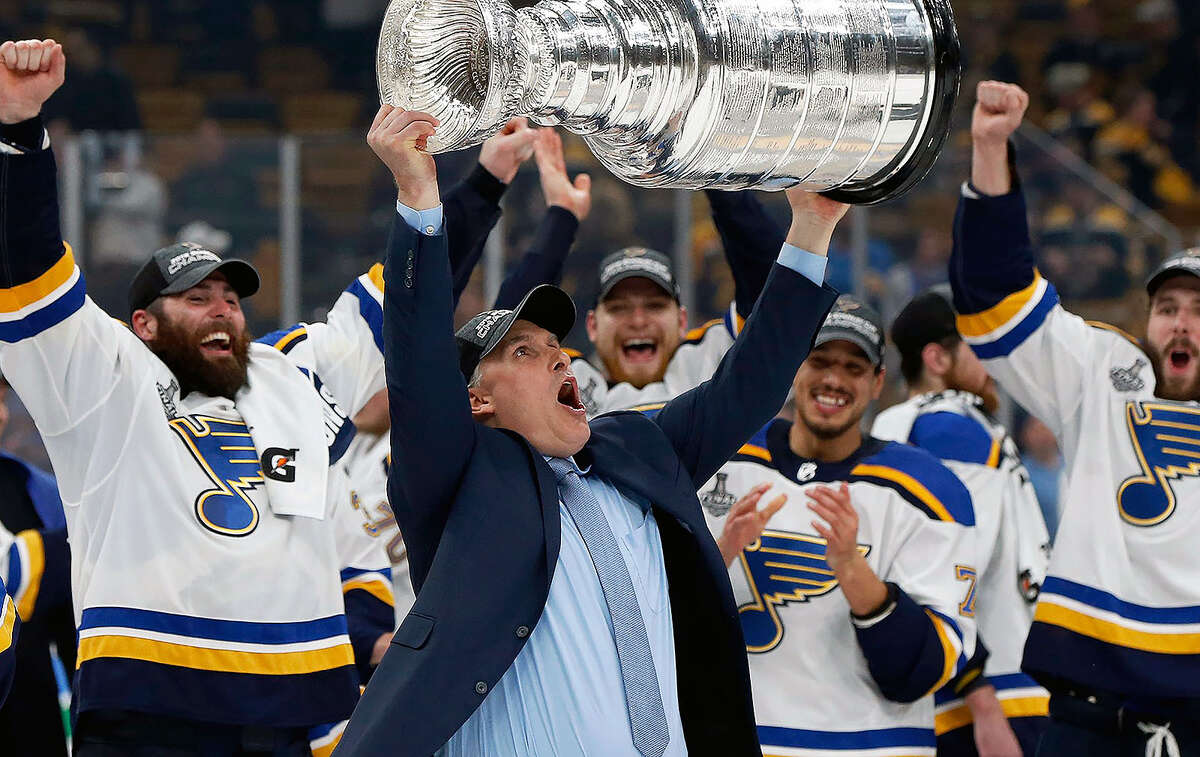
<box><xmin>547</xmin><ymin>457</ymin><xmax>670</xmax><ymax>757</ymax></box>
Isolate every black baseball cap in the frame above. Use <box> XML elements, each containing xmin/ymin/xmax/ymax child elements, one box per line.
<box><xmin>597</xmin><ymin>247</ymin><xmax>680</xmax><ymax>302</ymax></box>
<box><xmin>1146</xmin><ymin>248</ymin><xmax>1200</xmax><ymax>296</ymax></box>
<box><xmin>455</xmin><ymin>284</ymin><xmax>577</xmax><ymax>380</ymax></box>
<box><xmin>814</xmin><ymin>294</ymin><xmax>885</xmax><ymax>366</ymax></box>
<box><xmin>128</xmin><ymin>242</ymin><xmax>260</xmax><ymax>315</ymax></box>
<box><xmin>890</xmin><ymin>289</ymin><xmax>959</xmax><ymax>363</ymax></box>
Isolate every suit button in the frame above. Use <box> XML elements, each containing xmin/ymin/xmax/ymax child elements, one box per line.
<box><xmin>404</xmin><ymin>276</ymin><xmax>414</xmax><ymax>288</ymax></box>
<box><xmin>475</xmin><ymin>681</ymin><xmax>488</xmax><ymax>695</ymax></box>
<box><xmin>516</xmin><ymin>625</ymin><xmax>530</xmax><ymax>638</ymax></box>
<box><xmin>424</xmin><ymin>225</ymin><xmax>436</xmax><ymax>235</ymax></box>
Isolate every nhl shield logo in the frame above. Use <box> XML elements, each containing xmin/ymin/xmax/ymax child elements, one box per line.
<box><xmin>701</xmin><ymin>473</ymin><xmax>738</xmax><ymax>517</ymax></box>
<box><xmin>797</xmin><ymin>462</ymin><xmax>817</xmax><ymax>482</ymax></box>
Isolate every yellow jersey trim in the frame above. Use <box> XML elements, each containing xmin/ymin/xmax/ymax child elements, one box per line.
<box><xmin>0</xmin><ymin>243</ymin><xmax>76</xmax><ymax>313</ymax></box>
<box><xmin>14</xmin><ymin>529</ymin><xmax>44</xmax><ymax>620</ymax></box>
<box><xmin>0</xmin><ymin>595</ymin><xmax>16</xmax><ymax>654</ymax></box>
<box><xmin>685</xmin><ymin>318</ymin><xmax>723</xmax><ymax>342</ymax></box>
<box><xmin>366</xmin><ymin>263</ymin><xmax>385</xmax><ymax>293</ymax></box>
<box><xmin>77</xmin><ymin>635</ymin><xmax>355</xmax><ymax>675</ymax></box>
<box><xmin>1035</xmin><ymin>601</ymin><xmax>1200</xmax><ymax>654</ymax></box>
<box><xmin>956</xmin><ymin>273</ymin><xmax>1042</xmax><ymax>338</ymax></box>
<box><xmin>272</xmin><ymin>326</ymin><xmax>307</xmax><ymax>352</ymax></box>
<box><xmin>924</xmin><ymin>609</ymin><xmax>959</xmax><ymax>696</ymax></box>
<box><xmin>852</xmin><ymin>464</ymin><xmax>954</xmax><ymax>522</ymax></box>
<box><xmin>343</xmin><ymin>578</ymin><xmax>396</xmax><ymax>607</ymax></box>
<box><xmin>737</xmin><ymin>443</ymin><xmax>772</xmax><ymax>462</ymax></box>
<box><xmin>935</xmin><ymin>695</ymin><xmax>1049</xmax><ymax>734</ymax></box>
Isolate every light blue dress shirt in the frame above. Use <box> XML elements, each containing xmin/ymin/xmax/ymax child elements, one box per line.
<box><xmin>394</xmin><ymin>208</ymin><xmax>826</xmax><ymax>754</ymax></box>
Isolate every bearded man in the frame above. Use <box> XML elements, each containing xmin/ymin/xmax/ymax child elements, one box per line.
<box><xmin>0</xmin><ymin>39</ymin><xmax>390</xmax><ymax>755</ymax></box>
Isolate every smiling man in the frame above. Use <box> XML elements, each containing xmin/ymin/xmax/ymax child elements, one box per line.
<box><xmin>950</xmin><ymin>81</ymin><xmax>1200</xmax><ymax>756</ymax></box>
<box><xmin>334</xmin><ymin>104</ymin><xmax>841</xmax><ymax>757</ymax></box>
<box><xmin>0</xmin><ymin>39</ymin><xmax>391</xmax><ymax>755</ymax></box>
<box><xmin>698</xmin><ymin>296</ymin><xmax>978</xmax><ymax>757</ymax></box>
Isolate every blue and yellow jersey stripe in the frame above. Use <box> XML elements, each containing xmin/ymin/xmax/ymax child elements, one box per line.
<box><xmin>1034</xmin><ymin>577</ymin><xmax>1200</xmax><ymax>655</ymax></box>
<box><xmin>340</xmin><ymin>567</ymin><xmax>395</xmax><ymax>607</ymax></box>
<box><xmin>309</xmin><ymin>719</ymin><xmax>348</xmax><ymax>757</ymax></box>
<box><xmin>76</xmin><ymin>607</ymin><xmax>355</xmax><ymax>676</ymax></box>
<box><xmin>934</xmin><ymin>672</ymin><xmax>1048</xmax><ymax>735</ymax></box>
<box><xmin>684</xmin><ymin>317</ymin><xmax>724</xmax><ymax>345</ymax></box>
<box><xmin>265</xmin><ymin>325</ymin><xmax>308</xmax><ymax>354</ymax></box>
<box><xmin>5</xmin><ymin>529</ymin><xmax>45</xmax><ymax>620</ymax></box>
<box><xmin>345</xmin><ymin>264</ymin><xmax>386</xmax><ymax>353</ymax></box>
<box><xmin>0</xmin><ymin>592</ymin><xmax>16</xmax><ymax>656</ymax></box>
<box><xmin>956</xmin><ymin>272</ymin><xmax>1059</xmax><ymax>360</ymax></box>
<box><xmin>923</xmin><ymin>608</ymin><xmax>970</xmax><ymax>698</ymax></box>
<box><xmin>850</xmin><ymin>443</ymin><xmax>975</xmax><ymax>526</ymax></box>
<box><xmin>0</xmin><ymin>242</ymin><xmax>86</xmax><ymax>343</ymax></box>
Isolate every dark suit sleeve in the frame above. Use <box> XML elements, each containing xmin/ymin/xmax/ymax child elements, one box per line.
<box><xmin>705</xmin><ymin>189</ymin><xmax>783</xmax><ymax>319</ymax></box>
<box><xmin>493</xmin><ymin>206</ymin><xmax>579</xmax><ymax>310</ymax></box>
<box><xmin>444</xmin><ymin>164</ymin><xmax>507</xmax><ymax>307</ymax></box>
<box><xmin>383</xmin><ymin>213</ymin><xmax>477</xmax><ymax>591</ymax></box>
<box><xmin>652</xmin><ymin>261</ymin><xmax>838</xmax><ymax>486</ymax></box>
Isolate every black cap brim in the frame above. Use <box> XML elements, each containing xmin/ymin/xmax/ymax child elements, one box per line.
<box><xmin>598</xmin><ymin>270</ymin><xmax>678</xmax><ymax>302</ymax></box>
<box><xmin>1146</xmin><ymin>267</ymin><xmax>1200</xmax><ymax>297</ymax></box>
<box><xmin>814</xmin><ymin>328</ymin><xmax>883</xmax><ymax>366</ymax></box>
<box><xmin>478</xmin><ymin>285</ymin><xmax>577</xmax><ymax>364</ymax></box>
<box><xmin>160</xmin><ymin>258</ymin><xmax>261</xmax><ymax>300</ymax></box>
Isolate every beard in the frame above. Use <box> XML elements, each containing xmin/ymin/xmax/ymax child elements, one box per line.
<box><xmin>147</xmin><ymin>316</ymin><xmax>252</xmax><ymax>400</ymax></box>
<box><xmin>797</xmin><ymin>403</ymin><xmax>863</xmax><ymax>440</ymax></box>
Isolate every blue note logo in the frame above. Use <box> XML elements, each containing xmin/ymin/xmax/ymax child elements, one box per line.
<box><xmin>737</xmin><ymin>529</ymin><xmax>869</xmax><ymax>653</ymax></box>
<box><xmin>169</xmin><ymin>415</ymin><xmax>265</xmax><ymax>537</ymax></box>
<box><xmin>1118</xmin><ymin>401</ymin><xmax>1200</xmax><ymax>526</ymax></box>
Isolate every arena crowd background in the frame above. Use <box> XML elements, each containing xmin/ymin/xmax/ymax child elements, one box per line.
<box><xmin>1</xmin><ymin>0</ymin><xmax>1198</xmax><ymax>534</ymax></box>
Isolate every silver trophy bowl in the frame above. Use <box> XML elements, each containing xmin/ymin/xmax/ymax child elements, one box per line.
<box><xmin>377</xmin><ymin>0</ymin><xmax>960</xmax><ymax>202</ymax></box>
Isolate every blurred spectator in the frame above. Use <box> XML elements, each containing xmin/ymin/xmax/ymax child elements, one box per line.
<box><xmin>1038</xmin><ymin>183</ymin><xmax>1131</xmax><ymax>300</ymax></box>
<box><xmin>85</xmin><ymin>138</ymin><xmax>167</xmax><ymax>316</ymax></box>
<box><xmin>879</xmin><ymin>228</ymin><xmax>950</xmax><ymax>322</ymax></box>
<box><xmin>1042</xmin><ymin>64</ymin><xmax>1114</xmax><ymax>160</ymax></box>
<box><xmin>41</xmin><ymin>28</ymin><xmax>140</xmax><ymax>133</ymax></box>
<box><xmin>1093</xmin><ymin>88</ymin><xmax>1195</xmax><ymax>210</ymax></box>
<box><xmin>1019</xmin><ymin>415</ymin><xmax>1065</xmax><ymax>542</ymax></box>
<box><xmin>1139</xmin><ymin>0</ymin><xmax>1200</xmax><ymax>178</ymax></box>
<box><xmin>321</xmin><ymin>0</ymin><xmax>388</xmax><ymax>88</ymax></box>
<box><xmin>176</xmin><ymin>220</ymin><xmax>233</xmax><ymax>254</ymax></box>
<box><xmin>1041</xmin><ymin>2</ymin><xmax>1134</xmax><ymax>80</ymax></box>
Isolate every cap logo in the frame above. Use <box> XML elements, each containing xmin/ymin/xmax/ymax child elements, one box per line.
<box><xmin>602</xmin><ymin>257</ymin><xmax>673</xmax><ymax>285</ymax></box>
<box><xmin>1166</xmin><ymin>257</ymin><xmax>1200</xmax><ymax>273</ymax></box>
<box><xmin>474</xmin><ymin>310</ymin><xmax>510</xmax><ymax>339</ymax></box>
<box><xmin>823</xmin><ymin>311</ymin><xmax>881</xmax><ymax>344</ymax></box>
<box><xmin>167</xmin><ymin>249</ymin><xmax>220</xmax><ymax>275</ymax></box>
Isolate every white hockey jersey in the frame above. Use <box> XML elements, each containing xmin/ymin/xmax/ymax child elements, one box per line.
<box><xmin>873</xmin><ymin>391</ymin><xmax>1050</xmax><ymax>734</ymax></box>
<box><xmin>0</xmin><ymin>142</ymin><xmax>390</xmax><ymax>727</ymax></box>
<box><xmin>950</xmin><ymin>181</ymin><xmax>1200</xmax><ymax>699</ymax></box>
<box><xmin>698</xmin><ymin>419</ymin><xmax>977</xmax><ymax>756</ymax></box>
<box><xmin>571</xmin><ymin>305</ymin><xmax>741</xmax><ymax>417</ymax></box>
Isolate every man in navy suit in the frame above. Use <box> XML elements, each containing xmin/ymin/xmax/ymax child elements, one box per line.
<box><xmin>335</xmin><ymin>106</ymin><xmax>846</xmax><ymax>757</ymax></box>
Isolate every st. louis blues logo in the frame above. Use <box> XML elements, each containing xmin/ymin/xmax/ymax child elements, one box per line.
<box><xmin>1118</xmin><ymin>401</ymin><xmax>1200</xmax><ymax>526</ymax></box>
<box><xmin>700</xmin><ymin>473</ymin><xmax>738</xmax><ymax>517</ymax></box>
<box><xmin>169</xmin><ymin>415</ymin><xmax>265</xmax><ymax>537</ymax></box>
<box><xmin>738</xmin><ymin>529</ymin><xmax>869</xmax><ymax>653</ymax></box>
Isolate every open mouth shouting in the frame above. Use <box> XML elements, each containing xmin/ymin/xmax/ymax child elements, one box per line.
<box><xmin>199</xmin><ymin>330</ymin><xmax>233</xmax><ymax>357</ymax></box>
<box><xmin>557</xmin><ymin>374</ymin><xmax>587</xmax><ymax>416</ymax></box>
<box><xmin>621</xmin><ymin>337</ymin><xmax>659</xmax><ymax>365</ymax></box>
<box><xmin>1164</xmin><ymin>339</ymin><xmax>1198</xmax><ymax>376</ymax></box>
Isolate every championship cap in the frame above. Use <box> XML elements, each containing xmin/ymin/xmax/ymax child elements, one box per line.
<box><xmin>128</xmin><ymin>242</ymin><xmax>260</xmax><ymax>315</ymax></box>
<box><xmin>1145</xmin><ymin>248</ymin><xmax>1200</xmax><ymax>296</ymax></box>
<box><xmin>814</xmin><ymin>294</ymin><xmax>885</xmax><ymax>367</ymax></box>
<box><xmin>455</xmin><ymin>284</ymin><xmax>577</xmax><ymax>380</ymax></box>
<box><xmin>890</xmin><ymin>288</ymin><xmax>959</xmax><ymax>363</ymax></box>
<box><xmin>597</xmin><ymin>247</ymin><xmax>680</xmax><ymax>302</ymax></box>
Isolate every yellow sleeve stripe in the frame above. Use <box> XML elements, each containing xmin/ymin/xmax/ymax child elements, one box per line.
<box><xmin>1086</xmin><ymin>320</ymin><xmax>1141</xmax><ymax>348</ymax></box>
<box><xmin>956</xmin><ymin>272</ymin><xmax>1043</xmax><ymax>339</ymax></box>
<box><xmin>952</xmin><ymin>666</ymin><xmax>983</xmax><ymax>694</ymax></box>
<box><xmin>924</xmin><ymin>609</ymin><xmax>960</xmax><ymax>696</ymax></box>
<box><xmin>366</xmin><ymin>262</ymin><xmax>385</xmax><ymax>294</ymax></box>
<box><xmin>629</xmin><ymin>402</ymin><xmax>666</xmax><ymax>413</ymax></box>
<box><xmin>14</xmin><ymin>530</ymin><xmax>44</xmax><ymax>621</ymax></box>
<box><xmin>985</xmin><ymin>437</ymin><xmax>1001</xmax><ymax>468</ymax></box>
<box><xmin>1034</xmin><ymin>601</ymin><xmax>1200</xmax><ymax>654</ymax></box>
<box><xmin>310</xmin><ymin>722</ymin><xmax>347</xmax><ymax>757</ymax></box>
<box><xmin>935</xmin><ymin>695</ymin><xmax>1049</xmax><ymax>734</ymax></box>
<box><xmin>851</xmin><ymin>464</ymin><xmax>953</xmax><ymax>522</ymax></box>
<box><xmin>685</xmin><ymin>318</ymin><xmax>723</xmax><ymax>341</ymax></box>
<box><xmin>272</xmin><ymin>326</ymin><xmax>307</xmax><ymax>352</ymax></box>
<box><xmin>0</xmin><ymin>243</ymin><xmax>76</xmax><ymax>313</ymax></box>
<box><xmin>737</xmin><ymin>443</ymin><xmax>771</xmax><ymax>462</ymax></box>
<box><xmin>343</xmin><ymin>578</ymin><xmax>396</xmax><ymax>607</ymax></box>
<box><xmin>0</xmin><ymin>595</ymin><xmax>15</xmax><ymax>654</ymax></box>
<box><xmin>77</xmin><ymin>635</ymin><xmax>355</xmax><ymax>675</ymax></box>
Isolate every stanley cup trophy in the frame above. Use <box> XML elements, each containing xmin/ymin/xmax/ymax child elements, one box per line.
<box><xmin>377</xmin><ymin>0</ymin><xmax>960</xmax><ymax>203</ymax></box>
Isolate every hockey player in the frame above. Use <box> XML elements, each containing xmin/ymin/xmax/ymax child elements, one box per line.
<box><xmin>700</xmin><ymin>295</ymin><xmax>978</xmax><ymax>756</ymax></box>
<box><xmin>0</xmin><ymin>39</ymin><xmax>390</xmax><ymax>754</ymax></box>
<box><xmin>953</xmin><ymin>80</ymin><xmax>1200</xmax><ymax>755</ymax></box>
<box><xmin>873</xmin><ymin>290</ymin><xmax>1051</xmax><ymax>755</ymax></box>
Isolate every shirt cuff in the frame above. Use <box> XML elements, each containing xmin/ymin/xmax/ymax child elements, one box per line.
<box><xmin>395</xmin><ymin>200</ymin><xmax>444</xmax><ymax>236</ymax></box>
<box><xmin>777</xmin><ymin>243</ymin><xmax>828</xmax><ymax>286</ymax></box>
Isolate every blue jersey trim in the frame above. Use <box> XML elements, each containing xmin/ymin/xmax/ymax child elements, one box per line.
<box><xmin>910</xmin><ymin>412</ymin><xmax>995</xmax><ymax>467</ymax></box>
<box><xmin>0</xmin><ymin>275</ymin><xmax>86</xmax><ymax>343</ymax></box>
<box><xmin>79</xmin><ymin>606</ymin><xmax>348</xmax><ymax>644</ymax></box>
<box><xmin>758</xmin><ymin>725</ymin><xmax>935</xmax><ymax>749</ymax></box>
<box><xmin>1042</xmin><ymin>577</ymin><xmax>1200</xmax><ymax>624</ymax></box>
<box><xmin>346</xmin><ymin>279</ymin><xmax>384</xmax><ymax>353</ymax></box>
<box><xmin>971</xmin><ymin>284</ymin><xmax>1059</xmax><ymax>359</ymax></box>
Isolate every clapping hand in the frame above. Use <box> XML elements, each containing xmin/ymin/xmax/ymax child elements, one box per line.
<box><xmin>717</xmin><ymin>483</ymin><xmax>788</xmax><ymax>567</ymax></box>
<box><xmin>534</xmin><ymin>128</ymin><xmax>592</xmax><ymax>221</ymax></box>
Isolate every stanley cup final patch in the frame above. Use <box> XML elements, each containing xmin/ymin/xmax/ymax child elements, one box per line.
<box><xmin>701</xmin><ymin>473</ymin><xmax>739</xmax><ymax>517</ymax></box>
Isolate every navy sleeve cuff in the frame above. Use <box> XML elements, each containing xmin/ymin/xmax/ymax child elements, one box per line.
<box><xmin>467</xmin><ymin>163</ymin><xmax>508</xmax><ymax>206</ymax></box>
<box><xmin>0</xmin><ymin>115</ymin><xmax>47</xmax><ymax>153</ymax></box>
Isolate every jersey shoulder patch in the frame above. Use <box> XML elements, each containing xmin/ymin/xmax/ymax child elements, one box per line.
<box><xmin>851</xmin><ymin>441</ymin><xmax>975</xmax><ymax>525</ymax></box>
<box><xmin>910</xmin><ymin>410</ymin><xmax>999</xmax><ymax>468</ymax></box>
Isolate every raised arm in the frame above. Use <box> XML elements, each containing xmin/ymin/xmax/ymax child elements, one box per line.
<box><xmin>950</xmin><ymin>82</ymin><xmax>1128</xmax><ymax>441</ymax></box>
<box><xmin>652</xmin><ymin>189</ymin><xmax>845</xmax><ymax>485</ymax></box>
<box><xmin>445</xmin><ymin>118</ymin><xmax>538</xmax><ymax>305</ymax></box>
<box><xmin>367</xmin><ymin>106</ymin><xmax>476</xmax><ymax>588</ymax></box>
<box><xmin>704</xmin><ymin>188</ymin><xmax>783</xmax><ymax>326</ymax></box>
<box><xmin>493</xmin><ymin>129</ymin><xmax>589</xmax><ymax>310</ymax></box>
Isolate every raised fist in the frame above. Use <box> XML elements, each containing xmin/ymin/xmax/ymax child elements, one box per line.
<box><xmin>367</xmin><ymin>104</ymin><xmax>440</xmax><ymax>210</ymax></box>
<box><xmin>478</xmin><ymin>117</ymin><xmax>538</xmax><ymax>184</ymax></box>
<box><xmin>534</xmin><ymin>128</ymin><xmax>591</xmax><ymax>221</ymax></box>
<box><xmin>0</xmin><ymin>39</ymin><xmax>65</xmax><ymax>124</ymax></box>
<box><xmin>971</xmin><ymin>81</ymin><xmax>1029</xmax><ymax>147</ymax></box>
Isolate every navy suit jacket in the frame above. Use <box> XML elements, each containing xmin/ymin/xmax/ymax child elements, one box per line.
<box><xmin>335</xmin><ymin>211</ymin><xmax>838</xmax><ymax>757</ymax></box>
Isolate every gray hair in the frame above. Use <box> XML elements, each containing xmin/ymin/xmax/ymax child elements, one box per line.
<box><xmin>467</xmin><ymin>364</ymin><xmax>483</xmax><ymax>389</ymax></box>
